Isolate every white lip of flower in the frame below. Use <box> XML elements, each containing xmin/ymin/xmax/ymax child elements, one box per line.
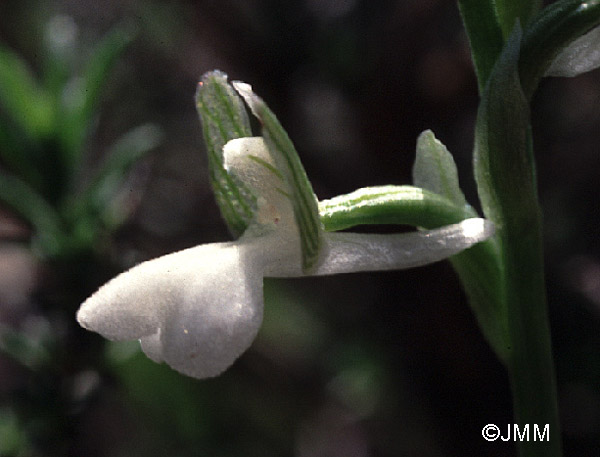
<box><xmin>77</xmin><ymin>137</ymin><xmax>494</xmax><ymax>379</ymax></box>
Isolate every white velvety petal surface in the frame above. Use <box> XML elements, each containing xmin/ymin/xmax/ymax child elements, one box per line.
<box><xmin>264</xmin><ymin>218</ymin><xmax>494</xmax><ymax>277</ymax></box>
<box><xmin>315</xmin><ymin>218</ymin><xmax>493</xmax><ymax>275</ymax></box>
<box><xmin>77</xmin><ymin>241</ymin><xmax>267</xmax><ymax>378</ymax></box>
<box><xmin>546</xmin><ymin>25</ymin><xmax>600</xmax><ymax>77</ymax></box>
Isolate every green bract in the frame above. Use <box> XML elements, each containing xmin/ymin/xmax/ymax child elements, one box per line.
<box><xmin>413</xmin><ymin>130</ymin><xmax>468</xmax><ymax>209</ymax></box>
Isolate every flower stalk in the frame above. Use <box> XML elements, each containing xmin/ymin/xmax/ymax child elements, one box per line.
<box><xmin>461</xmin><ymin>2</ymin><xmax>600</xmax><ymax>456</ymax></box>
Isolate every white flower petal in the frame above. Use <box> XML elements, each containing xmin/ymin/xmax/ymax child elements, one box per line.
<box><xmin>319</xmin><ymin>218</ymin><xmax>493</xmax><ymax>275</ymax></box>
<box><xmin>546</xmin><ymin>25</ymin><xmax>600</xmax><ymax>77</ymax></box>
<box><xmin>158</xmin><ymin>244</ymin><xmax>264</xmax><ymax>378</ymax></box>
<box><xmin>76</xmin><ymin>247</ymin><xmax>186</xmax><ymax>340</ymax></box>
<box><xmin>264</xmin><ymin>218</ymin><xmax>494</xmax><ymax>277</ymax></box>
<box><xmin>77</xmin><ymin>241</ymin><xmax>268</xmax><ymax>378</ymax></box>
<box><xmin>223</xmin><ymin>137</ymin><xmax>296</xmax><ymax>230</ymax></box>
<box><xmin>140</xmin><ymin>330</ymin><xmax>162</xmax><ymax>362</ymax></box>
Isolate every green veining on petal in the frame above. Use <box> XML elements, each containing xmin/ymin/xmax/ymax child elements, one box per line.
<box><xmin>196</xmin><ymin>71</ymin><xmax>258</xmax><ymax>237</ymax></box>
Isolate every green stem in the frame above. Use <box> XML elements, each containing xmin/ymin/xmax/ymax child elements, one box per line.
<box><xmin>473</xmin><ymin>26</ymin><xmax>561</xmax><ymax>457</ymax></box>
<box><xmin>459</xmin><ymin>2</ymin><xmax>600</xmax><ymax>455</ymax></box>
<box><xmin>502</xmin><ymin>199</ymin><xmax>561</xmax><ymax>456</ymax></box>
<box><xmin>498</xmin><ymin>133</ymin><xmax>560</xmax><ymax>455</ymax></box>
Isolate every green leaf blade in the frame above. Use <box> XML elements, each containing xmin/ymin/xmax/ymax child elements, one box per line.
<box><xmin>475</xmin><ymin>26</ymin><xmax>534</xmax><ymax>227</ymax></box>
<box><xmin>0</xmin><ymin>45</ymin><xmax>54</xmax><ymax>140</ymax></box>
<box><xmin>458</xmin><ymin>0</ymin><xmax>505</xmax><ymax>91</ymax></box>
<box><xmin>494</xmin><ymin>0</ymin><xmax>542</xmax><ymax>38</ymax></box>
<box><xmin>77</xmin><ymin>123</ymin><xmax>162</xmax><ymax>222</ymax></box>
<box><xmin>0</xmin><ymin>114</ymin><xmax>45</xmax><ymax>188</ymax></box>
<box><xmin>0</xmin><ymin>171</ymin><xmax>62</xmax><ymax>256</ymax></box>
<box><xmin>59</xmin><ymin>24</ymin><xmax>136</xmax><ymax>166</ymax></box>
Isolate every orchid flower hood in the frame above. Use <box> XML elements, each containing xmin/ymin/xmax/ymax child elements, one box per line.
<box><xmin>78</xmin><ymin>132</ymin><xmax>493</xmax><ymax>380</ymax></box>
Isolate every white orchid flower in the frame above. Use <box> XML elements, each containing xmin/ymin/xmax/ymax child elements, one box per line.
<box><xmin>77</xmin><ymin>135</ymin><xmax>493</xmax><ymax>379</ymax></box>
<box><xmin>546</xmin><ymin>24</ymin><xmax>600</xmax><ymax>77</ymax></box>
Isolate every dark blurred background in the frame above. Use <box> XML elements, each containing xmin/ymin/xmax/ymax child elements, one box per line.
<box><xmin>0</xmin><ymin>1</ymin><xmax>599</xmax><ymax>456</ymax></box>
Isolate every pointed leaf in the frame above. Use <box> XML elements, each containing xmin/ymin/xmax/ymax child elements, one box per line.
<box><xmin>413</xmin><ymin>130</ymin><xmax>467</xmax><ymax>208</ymax></box>
<box><xmin>464</xmin><ymin>27</ymin><xmax>533</xmax><ymax>361</ymax></box>
<box><xmin>0</xmin><ymin>44</ymin><xmax>54</xmax><ymax>139</ymax></box>
<box><xmin>475</xmin><ymin>26</ymin><xmax>534</xmax><ymax>226</ymax></box>
<box><xmin>196</xmin><ymin>71</ymin><xmax>257</xmax><ymax>237</ymax></box>
<box><xmin>60</xmin><ymin>23</ymin><xmax>136</xmax><ymax>166</ymax></box>
<box><xmin>474</xmin><ymin>25</ymin><xmax>554</xmax><ymax>373</ymax></box>
<box><xmin>458</xmin><ymin>0</ymin><xmax>505</xmax><ymax>91</ymax></box>
<box><xmin>494</xmin><ymin>0</ymin><xmax>542</xmax><ymax>38</ymax></box>
<box><xmin>0</xmin><ymin>171</ymin><xmax>62</xmax><ymax>255</ymax></box>
<box><xmin>0</xmin><ymin>114</ymin><xmax>45</xmax><ymax>187</ymax></box>
<box><xmin>233</xmin><ymin>81</ymin><xmax>322</xmax><ymax>272</ymax></box>
<box><xmin>81</xmin><ymin>123</ymin><xmax>162</xmax><ymax>215</ymax></box>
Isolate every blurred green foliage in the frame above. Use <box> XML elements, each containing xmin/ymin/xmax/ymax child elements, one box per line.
<box><xmin>0</xmin><ymin>18</ymin><xmax>161</xmax><ymax>260</ymax></box>
<box><xmin>0</xmin><ymin>14</ymin><xmax>161</xmax><ymax>457</ymax></box>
